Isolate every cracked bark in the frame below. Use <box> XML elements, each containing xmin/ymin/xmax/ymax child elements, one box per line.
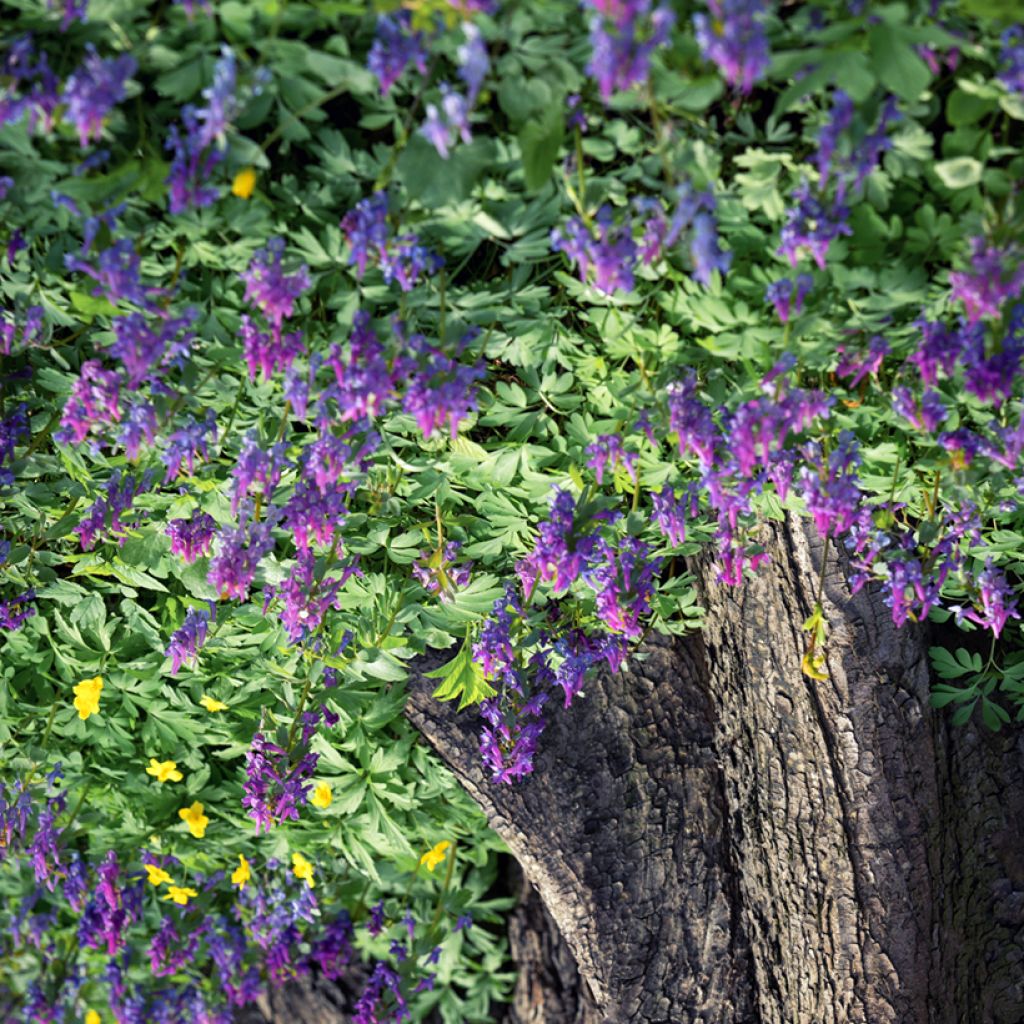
<box><xmin>242</xmin><ymin>515</ymin><xmax>1024</xmax><ymax>1023</ymax></box>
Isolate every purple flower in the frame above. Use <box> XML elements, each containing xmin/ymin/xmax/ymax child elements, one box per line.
<box><xmin>651</xmin><ymin>487</ymin><xmax>690</xmax><ymax>546</ymax></box>
<box><xmin>28</xmin><ymin>805</ymin><xmax>63</xmax><ymax>890</ymax></box>
<box><xmin>958</xmin><ymin>561</ymin><xmax>1020</xmax><ymax>638</ymax></box>
<box><xmin>65</xmin><ymin>238</ymin><xmax>155</xmax><ymax>307</ymax></box>
<box><xmin>420</xmin><ymin>83</ymin><xmax>473</xmax><ymax>159</ymax></box>
<box><xmin>693</xmin><ymin>0</ymin><xmax>770</xmax><ymax>94</ymax></box>
<box><xmin>479</xmin><ymin>689</ymin><xmax>547</xmax><ymax>784</ymax></box>
<box><xmin>166</xmin><ymin>604</ymin><xmax>213</xmax><ymax>674</ymax></box>
<box><xmin>892</xmin><ymin>386</ymin><xmax>946</xmax><ymax>432</ymax></box>
<box><xmin>367</xmin><ymin>13</ymin><xmax>428</xmax><ymax>94</ymax></box>
<box><xmin>340</xmin><ymin>192</ymin><xmax>389</xmax><ymax>277</ymax></box>
<box><xmin>666</xmin><ymin>372</ymin><xmax>717</xmax><ymax>468</ymax></box>
<box><xmin>908</xmin><ymin>318</ymin><xmax>962</xmax><ymax>386</ymax></box>
<box><xmin>117</xmin><ymin>401</ymin><xmax>157</xmax><ymax>460</ymax></box>
<box><xmin>80</xmin><ymin>850</ymin><xmax>138</xmax><ymax>957</ymax></box>
<box><xmin>835</xmin><ymin>334</ymin><xmax>888</xmax><ymax>387</ymax></box>
<box><xmin>207</xmin><ymin>512</ymin><xmax>278</xmax><ymax>601</ymax></box>
<box><xmin>0</xmin><ymin>778</ymin><xmax>32</xmax><ymax>852</ymax></box>
<box><xmin>243</xmin><ymin>723</ymin><xmax>319</xmax><ymax>832</ymax></box>
<box><xmin>283</xmin><ymin>477</ymin><xmax>349</xmax><ymax>552</ymax></box>
<box><xmin>57</xmin><ymin>0</ymin><xmax>89</xmax><ymax>30</ymax></box>
<box><xmin>327</xmin><ymin>313</ymin><xmax>396</xmax><ymax>421</ymax></box>
<box><xmin>241</xmin><ymin>238</ymin><xmax>312</xmax><ymax>342</ymax></box>
<box><xmin>266</xmin><ymin>551</ymin><xmax>359</xmax><ymax>642</ymax></box>
<box><xmin>232</xmin><ymin>434</ymin><xmax>289</xmax><ymax>515</ymax></box>
<box><xmin>765</xmin><ymin>273</ymin><xmax>813</xmax><ymax>323</ymax></box>
<box><xmin>401</xmin><ymin>328</ymin><xmax>484</xmax><ymax>439</ymax></box>
<box><xmin>379</xmin><ymin>235</ymin><xmax>443</xmax><ymax>292</ymax></box>
<box><xmin>0</xmin><ymin>304</ymin><xmax>43</xmax><ymax>354</ymax></box>
<box><xmin>567</xmin><ymin>93</ymin><xmax>588</xmax><ymax>132</ymax></box>
<box><xmin>798</xmin><ymin>432</ymin><xmax>862</xmax><ymax>539</ymax></box>
<box><xmin>690</xmin><ymin>209</ymin><xmax>731</xmax><ymax>285</ymax></box>
<box><xmin>851</xmin><ymin>97</ymin><xmax>899</xmax><ymax>191</ymax></box>
<box><xmin>585</xmin><ymin>537</ymin><xmax>660</xmax><ymax>639</ymax></box>
<box><xmin>309</xmin><ymin>912</ymin><xmax>354</xmax><ymax>981</ymax></box>
<box><xmin>166</xmin><ymin>510</ymin><xmax>218</xmax><ymax>563</ymax></box>
<box><xmin>473</xmin><ymin>585</ymin><xmax>522</xmax><ymax>680</ymax></box>
<box><xmin>457</xmin><ymin>24</ymin><xmax>489</xmax><ymax>104</ymax></box>
<box><xmin>162</xmin><ymin>410</ymin><xmax>218</xmax><ymax>481</ymax></box>
<box><xmin>586</xmin><ymin>434</ymin><xmax>638</xmax><ymax>485</ymax></box>
<box><xmin>62</xmin><ymin>47</ymin><xmax>136</xmax><ymax>147</ymax></box>
<box><xmin>949</xmin><ymin>238</ymin><xmax>1024</xmax><ymax>323</ymax></box>
<box><xmin>109</xmin><ymin>309</ymin><xmax>196</xmax><ymax>388</ymax></box>
<box><xmin>76</xmin><ymin>470</ymin><xmax>153</xmax><ymax>550</ymax></box>
<box><xmin>149</xmin><ymin>917</ymin><xmax>200</xmax><ymax>978</ymax></box>
<box><xmin>166</xmin><ymin>107</ymin><xmax>223</xmax><ymax>213</ymax></box>
<box><xmin>195</xmin><ymin>46</ymin><xmax>239</xmax><ymax>149</ymax></box>
<box><xmin>998</xmin><ymin>26</ymin><xmax>1024</xmax><ymax>97</ymax></box>
<box><xmin>551</xmin><ymin>206</ymin><xmax>637</xmax><ymax>294</ymax></box>
<box><xmin>816</xmin><ymin>90</ymin><xmax>855</xmax><ymax>185</ymax></box>
<box><xmin>241</xmin><ymin>314</ymin><xmax>305</xmax><ymax>380</ymax></box>
<box><xmin>585</xmin><ymin>0</ymin><xmax>675</xmax><ymax>101</ymax></box>
<box><xmin>516</xmin><ymin>489</ymin><xmax>600</xmax><ymax>595</ymax></box>
<box><xmin>0</xmin><ymin>403</ymin><xmax>29</xmax><ymax>487</ymax></box>
<box><xmin>0</xmin><ymin>589</ymin><xmax>36</xmax><ymax>631</ymax></box>
<box><xmin>778</xmin><ymin>181</ymin><xmax>852</xmax><ymax>269</ymax></box>
<box><xmin>412</xmin><ymin>541</ymin><xmax>473</xmax><ymax>602</ymax></box>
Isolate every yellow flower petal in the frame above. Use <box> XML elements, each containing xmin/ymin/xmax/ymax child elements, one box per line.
<box><xmin>178</xmin><ymin>801</ymin><xmax>209</xmax><ymax>839</ymax></box>
<box><xmin>231</xmin><ymin>853</ymin><xmax>251</xmax><ymax>889</ymax></box>
<box><xmin>85</xmin><ymin>1011</ymin><xmax>101</xmax><ymax>1024</ymax></box>
<box><xmin>146</xmin><ymin>758</ymin><xmax>183</xmax><ymax>784</ymax></box>
<box><xmin>419</xmin><ymin>840</ymin><xmax>451</xmax><ymax>872</ymax></box>
<box><xmin>73</xmin><ymin>676</ymin><xmax>103</xmax><ymax>720</ymax></box>
<box><xmin>231</xmin><ymin>166</ymin><xmax>257</xmax><ymax>199</ymax></box>
<box><xmin>163</xmin><ymin>885</ymin><xmax>198</xmax><ymax>906</ymax></box>
<box><xmin>199</xmin><ymin>695</ymin><xmax>229</xmax><ymax>712</ymax></box>
<box><xmin>292</xmin><ymin>851</ymin><xmax>315</xmax><ymax>889</ymax></box>
<box><xmin>144</xmin><ymin>864</ymin><xmax>173</xmax><ymax>887</ymax></box>
<box><xmin>310</xmin><ymin>781</ymin><xmax>332</xmax><ymax>809</ymax></box>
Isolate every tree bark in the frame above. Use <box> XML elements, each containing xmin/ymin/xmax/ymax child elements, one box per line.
<box><xmin>405</xmin><ymin>516</ymin><xmax>1024</xmax><ymax>1023</ymax></box>
<box><xmin>243</xmin><ymin>515</ymin><xmax>1024</xmax><ymax>1023</ymax></box>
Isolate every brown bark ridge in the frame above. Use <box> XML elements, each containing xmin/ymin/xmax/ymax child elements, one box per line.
<box><xmin>402</xmin><ymin>515</ymin><xmax>1024</xmax><ymax>1024</ymax></box>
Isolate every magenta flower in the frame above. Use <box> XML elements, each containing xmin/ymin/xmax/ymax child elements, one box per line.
<box><xmin>693</xmin><ymin>0</ymin><xmax>770</xmax><ymax>94</ymax></box>
<box><xmin>166</xmin><ymin>510</ymin><xmax>218</xmax><ymax>563</ymax></box>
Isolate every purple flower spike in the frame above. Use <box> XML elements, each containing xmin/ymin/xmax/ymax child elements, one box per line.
<box><xmin>166</xmin><ymin>604</ymin><xmax>213</xmax><ymax>674</ymax></box>
<box><xmin>367</xmin><ymin>12</ymin><xmax>428</xmax><ymax>95</ymax></box>
<box><xmin>693</xmin><ymin>0</ymin><xmax>770</xmax><ymax>95</ymax></box>
<box><xmin>421</xmin><ymin>83</ymin><xmax>473</xmax><ymax>160</ymax></box>
<box><xmin>241</xmin><ymin>238</ymin><xmax>312</xmax><ymax>343</ymax></box>
<box><xmin>585</xmin><ymin>0</ymin><xmax>675</xmax><ymax>102</ymax></box>
<box><xmin>62</xmin><ymin>46</ymin><xmax>136</xmax><ymax>147</ymax></box>
<box><xmin>166</xmin><ymin>509</ymin><xmax>218</xmax><ymax>563</ymax></box>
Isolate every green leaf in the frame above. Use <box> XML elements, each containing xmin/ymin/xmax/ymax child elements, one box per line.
<box><xmin>425</xmin><ymin>635</ymin><xmax>496</xmax><ymax>711</ymax></box>
<box><xmin>518</xmin><ymin>106</ymin><xmax>565</xmax><ymax>192</ymax></box>
<box><xmin>934</xmin><ymin>156</ymin><xmax>984</xmax><ymax>189</ymax></box>
<box><xmin>869</xmin><ymin>25</ymin><xmax>931</xmax><ymax>103</ymax></box>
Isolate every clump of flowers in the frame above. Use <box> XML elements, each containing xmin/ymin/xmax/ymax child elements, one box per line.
<box><xmin>412</xmin><ymin>541</ymin><xmax>473</xmax><ymax>602</ymax></box>
<box><xmin>242</xmin><ymin>711</ymin><xmax>321</xmax><ymax>832</ymax></box>
<box><xmin>585</xmin><ymin>0</ymin><xmax>675</xmax><ymax>101</ymax></box>
<box><xmin>62</xmin><ymin>45</ymin><xmax>136</xmax><ymax>147</ymax></box>
<box><xmin>693</xmin><ymin>0</ymin><xmax>770</xmax><ymax>94</ymax></box>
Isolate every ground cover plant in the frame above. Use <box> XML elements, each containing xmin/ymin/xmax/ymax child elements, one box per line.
<box><xmin>1</xmin><ymin>0</ymin><xmax>1023</xmax><ymax>1021</ymax></box>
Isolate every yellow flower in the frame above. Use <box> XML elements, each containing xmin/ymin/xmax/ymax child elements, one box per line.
<box><xmin>73</xmin><ymin>676</ymin><xmax>103</xmax><ymax>720</ymax></box>
<box><xmin>420</xmin><ymin>840</ymin><xmax>451</xmax><ymax>872</ymax></box>
<box><xmin>199</xmin><ymin>694</ymin><xmax>228</xmax><ymax>712</ymax></box>
<box><xmin>85</xmin><ymin>1011</ymin><xmax>101</xmax><ymax>1024</ymax></box>
<box><xmin>146</xmin><ymin>758</ymin><xmax>183</xmax><ymax>784</ymax></box>
<box><xmin>291</xmin><ymin>851</ymin><xmax>315</xmax><ymax>889</ymax></box>
<box><xmin>310</xmin><ymin>781</ymin><xmax>332</xmax><ymax>809</ymax></box>
<box><xmin>178</xmin><ymin>801</ymin><xmax>209</xmax><ymax>839</ymax></box>
<box><xmin>231</xmin><ymin>853</ymin><xmax>251</xmax><ymax>889</ymax></box>
<box><xmin>144</xmin><ymin>864</ymin><xmax>173</xmax><ymax>887</ymax></box>
<box><xmin>163</xmin><ymin>885</ymin><xmax>198</xmax><ymax>906</ymax></box>
<box><xmin>231</xmin><ymin>166</ymin><xmax>257</xmax><ymax>199</ymax></box>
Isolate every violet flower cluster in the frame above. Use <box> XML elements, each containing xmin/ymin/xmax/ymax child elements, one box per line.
<box><xmin>693</xmin><ymin>0</ymin><xmax>770</xmax><ymax>94</ymax></box>
<box><xmin>61</xmin><ymin>45</ymin><xmax>136</xmax><ymax>148</ymax></box>
<box><xmin>341</xmin><ymin>191</ymin><xmax>443</xmax><ymax>291</ymax></box>
<box><xmin>584</xmin><ymin>0</ymin><xmax>674</xmax><ymax>101</ymax></box>
<box><xmin>242</xmin><ymin>711</ymin><xmax>322</xmax><ymax>832</ymax></box>
<box><xmin>367</xmin><ymin>12</ymin><xmax>428</xmax><ymax>94</ymax></box>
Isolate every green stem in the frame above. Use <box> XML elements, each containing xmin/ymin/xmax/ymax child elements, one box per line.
<box><xmin>429</xmin><ymin>839</ymin><xmax>457</xmax><ymax>934</ymax></box>
<box><xmin>813</xmin><ymin>535</ymin><xmax>831</xmax><ymax>612</ymax></box>
<box><xmin>437</xmin><ymin>265</ymin><xmax>447</xmax><ymax>344</ymax></box>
